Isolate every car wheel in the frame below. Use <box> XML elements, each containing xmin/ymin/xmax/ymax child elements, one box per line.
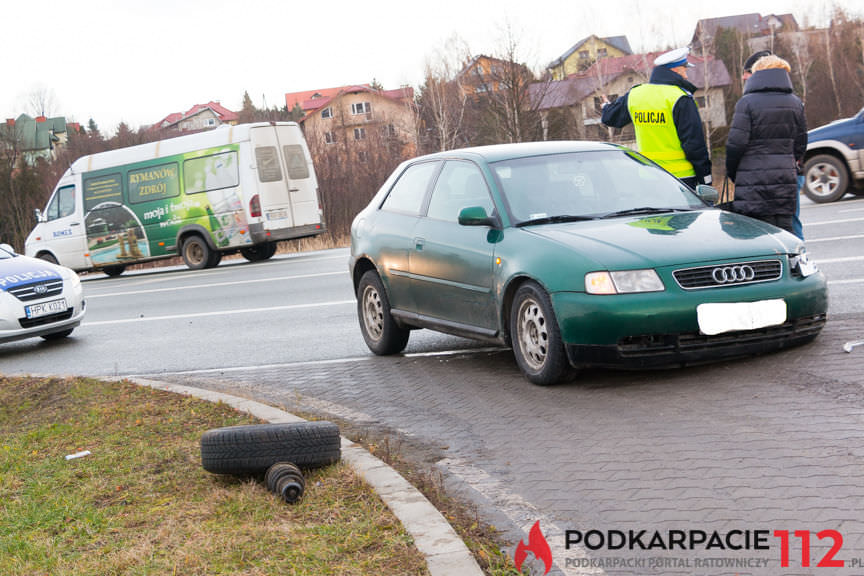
<box><xmin>200</xmin><ymin>421</ymin><xmax>341</xmax><ymax>476</ymax></box>
<box><xmin>357</xmin><ymin>270</ymin><xmax>409</xmax><ymax>355</ymax></box>
<box><xmin>181</xmin><ymin>235</ymin><xmax>211</xmax><ymax>270</ymax></box>
<box><xmin>41</xmin><ymin>329</ymin><xmax>74</xmax><ymax>341</ymax></box>
<box><xmin>240</xmin><ymin>242</ymin><xmax>277</xmax><ymax>262</ymax></box>
<box><xmin>804</xmin><ymin>155</ymin><xmax>849</xmax><ymax>203</ymax></box>
<box><xmin>101</xmin><ymin>264</ymin><xmax>125</xmax><ymax>277</ymax></box>
<box><xmin>510</xmin><ymin>281</ymin><xmax>571</xmax><ymax>385</ymax></box>
<box><xmin>37</xmin><ymin>252</ymin><xmax>58</xmax><ymax>264</ymax></box>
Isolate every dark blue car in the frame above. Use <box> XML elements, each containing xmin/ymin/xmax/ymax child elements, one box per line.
<box><xmin>803</xmin><ymin>107</ymin><xmax>864</xmax><ymax>203</ymax></box>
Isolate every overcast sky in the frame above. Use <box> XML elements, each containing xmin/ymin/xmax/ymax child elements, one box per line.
<box><xmin>3</xmin><ymin>0</ymin><xmax>859</xmax><ymax>135</ymax></box>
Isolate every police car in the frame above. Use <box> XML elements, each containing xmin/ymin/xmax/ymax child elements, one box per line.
<box><xmin>0</xmin><ymin>243</ymin><xmax>85</xmax><ymax>343</ymax></box>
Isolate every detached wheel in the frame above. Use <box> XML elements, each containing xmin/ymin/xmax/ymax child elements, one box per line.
<box><xmin>804</xmin><ymin>155</ymin><xmax>848</xmax><ymax>203</ymax></box>
<box><xmin>510</xmin><ymin>281</ymin><xmax>571</xmax><ymax>385</ymax></box>
<box><xmin>240</xmin><ymin>242</ymin><xmax>277</xmax><ymax>262</ymax></box>
<box><xmin>181</xmin><ymin>235</ymin><xmax>212</xmax><ymax>270</ymax></box>
<box><xmin>200</xmin><ymin>421</ymin><xmax>341</xmax><ymax>476</ymax></box>
<box><xmin>357</xmin><ymin>270</ymin><xmax>409</xmax><ymax>355</ymax></box>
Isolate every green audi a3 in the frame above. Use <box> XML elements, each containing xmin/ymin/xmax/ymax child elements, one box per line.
<box><xmin>349</xmin><ymin>141</ymin><xmax>828</xmax><ymax>385</ymax></box>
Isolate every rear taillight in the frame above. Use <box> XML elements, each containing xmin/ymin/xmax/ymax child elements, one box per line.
<box><xmin>249</xmin><ymin>194</ymin><xmax>262</xmax><ymax>218</ymax></box>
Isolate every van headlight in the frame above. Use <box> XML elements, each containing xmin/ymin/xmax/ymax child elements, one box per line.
<box><xmin>790</xmin><ymin>245</ymin><xmax>818</xmax><ymax>278</ymax></box>
<box><xmin>585</xmin><ymin>269</ymin><xmax>665</xmax><ymax>294</ymax></box>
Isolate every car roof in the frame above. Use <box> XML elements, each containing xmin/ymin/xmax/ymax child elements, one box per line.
<box><xmin>419</xmin><ymin>140</ymin><xmax>623</xmax><ymax>164</ymax></box>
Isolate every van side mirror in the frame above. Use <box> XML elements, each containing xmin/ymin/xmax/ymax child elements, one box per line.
<box><xmin>34</xmin><ymin>208</ymin><xmax>44</xmax><ymax>222</ymax></box>
<box><xmin>458</xmin><ymin>206</ymin><xmax>497</xmax><ymax>227</ymax></box>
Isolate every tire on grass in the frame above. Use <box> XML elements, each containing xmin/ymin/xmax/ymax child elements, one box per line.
<box><xmin>200</xmin><ymin>421</ymin><xmax>340</xmax><ymax>475</ymax></box>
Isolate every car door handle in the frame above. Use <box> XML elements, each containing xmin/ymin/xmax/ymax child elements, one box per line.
<box><xmin>414</xmin><ymin>237</ymin><xmax>425</xmax><ymax>251</ymax></box>
<box><xmin>70</xmin><ymin>222</ymin><xmax>81</xmax><ymax>226</ymax></box>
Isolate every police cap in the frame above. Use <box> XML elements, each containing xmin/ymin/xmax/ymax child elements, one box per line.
<box><xmin>743</xmin><ymin>50</ymin><xmax>772</xmax><ymax>73</ymax></box>
<box><xmin>654</xmin><ymin>47</ymin><xmax>694</xmax><ymax>68</ymax></box>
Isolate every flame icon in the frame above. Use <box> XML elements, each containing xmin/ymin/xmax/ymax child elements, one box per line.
<box><xmin>514</xmin><ymin>520</ymin><xmax>553</xmax><ymax>574</ymax></box>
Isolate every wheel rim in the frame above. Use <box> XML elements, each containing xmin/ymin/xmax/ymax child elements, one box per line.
<box><xmin>186</xmin><ymin>242</ymin><xmax>205</xmax><ymax>265</ymax></box>
<box><xmin>361</xmin><ymin>285</ymin><xmax>384</xmax><ymax>341</ymax></box>
<box><xmin>516</xmin><ymin>296</ymin><xmax>548</xmax><ymax>371</ymax></box>
<box><xmin>808</xmin><ymin>163</ymin><xmax>840</xmax><ymax>197</ymax></box>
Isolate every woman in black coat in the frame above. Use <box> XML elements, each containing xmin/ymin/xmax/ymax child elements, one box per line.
<box><xmin>725</xmin><ymin>55</ymin><xmax>807</xmax><ymax>236</ymax></box>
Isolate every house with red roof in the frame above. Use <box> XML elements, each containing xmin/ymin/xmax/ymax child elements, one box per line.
<box><xmin>151</xmin><ymin>101</ymin><xmax>239</xmax><ymax>132</ymax></box>
<box><xmin>286</xmin><ymin>84</ymin><xmax>417</xmax><ymax>158</ymax></box>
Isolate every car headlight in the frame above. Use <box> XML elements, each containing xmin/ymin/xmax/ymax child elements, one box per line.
<box><xmin>585</xmin><ymin>269</ymin><xmax>665</xmax><ymax>294</ymax></box>
<box><xmin>790</xmin><ymin>245</ymin><xmax>818</xmax><ymax>278</ymax></box>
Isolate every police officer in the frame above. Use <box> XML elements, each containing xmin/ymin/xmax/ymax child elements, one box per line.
<box><xmin>601</xmin><ymin>47</ymin><xmax>712</xmax><ymax>189</ymax></box>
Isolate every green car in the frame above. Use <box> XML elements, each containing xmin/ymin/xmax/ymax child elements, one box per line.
<box><xmin>349</xmin><ymin>142</ymin><xmax>828</xmax><ymax>385</ymax></box>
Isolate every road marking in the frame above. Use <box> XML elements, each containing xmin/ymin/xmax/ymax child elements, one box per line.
<box><xmin>805</xmin><ymin>216</ymin><xmax>864</xmax><ymax>226</ymax></box>
<box><xmin>816</xmin><ymin>256</ymin><xmax>864</xmax><ymax>264</ymax></box>
<box><xmin>82</xmin><ymin>299</ymin><xmax>355</xmax><ymax>326</ymax></box>
<box><xmin>827</xmin><ymin>278</ymin><xmax>864</xmax><ymax>285</ymax></box>
<box><xmin>85</xmin><ymin>271</ymin><xmax>345</xmax><ymax>298</ymax></box>
<box><xmin>806</xmin><ymin>233</ymin><xmax>864</xmax><ymax>243</ymax></box>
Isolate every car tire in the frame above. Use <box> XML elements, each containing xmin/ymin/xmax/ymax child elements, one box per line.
<box><xmin>240</xmin><ymin>242</ymin><xmax>277</xmax><ymax>262</ymax></box>
<box><xmin>206</xmin><ymin>250</ymin><xmax>223</xmax><ymax>268</ymax></box>
<box><xmin>200</xmin><ymin>421</ymin><xmax>341</xmax><ymax>476</ymax></box>
<box><xmin>510</xmin><ymin>281</ymin><xmax>571</xmax><ymax>386</ymax></box>
<box><xmin>804</xmin><ymin>155</ymin><xmax>849</xmax><ymax>203</ymax></box>
<box><xmin>357</xmin><ymin>270</ymin><xmax>410</xmax><ymax>355</ymax></box>
<box><xmin>181</xmin><ymin>235</ymin><xmax>211</xmax><ymax>270</ymax></box>
<box><xmin>41</xmin><ymin>329</ymin><xmax>74</xmax><ymax>341</ymax></box>
<box><xmin>101</xmin><ymin>264</ymin><xmax>125</xmax><ymax>277</ymax></box>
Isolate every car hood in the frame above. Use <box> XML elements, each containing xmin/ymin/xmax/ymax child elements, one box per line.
<box><xmin>808</xmin><ymin>114</ymin><xmax>860</xmax><ymax>142</ymax></box>
<box><xmin>524</xmin><ymin>210</ymin><xmax>794</xmax><ymax>269</ymax></box>
<box><xmin>0</xmin><ymin>255</ymin><xmax>65</xmax><ymax>292</ymax></box>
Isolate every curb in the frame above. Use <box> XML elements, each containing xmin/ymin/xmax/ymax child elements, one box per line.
<box><xmin>126</xmin><ymin>377</ymin><xmax>485</xmax><ymax>576</ymax></box>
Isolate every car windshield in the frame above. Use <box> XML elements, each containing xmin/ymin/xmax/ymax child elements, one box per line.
<box><xmin>491</xmin><ymin>150</ymin><xmax>706</xmax><ymax>226</ymax></box>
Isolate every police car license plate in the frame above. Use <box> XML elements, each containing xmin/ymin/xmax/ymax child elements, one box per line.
<box><xmin>25</xmin><ymin>298</ymin><xmax>68</xmax><ymax>319</ymax></box>
<box><xmin>266</xmin><ymin>209</ymin><xmax>288</xmax><ymax>221</ymax></box>
<box><xmin>697</xmin><ymin>299</ymin><xmax>786</xmax><ymax>336</ymax></box>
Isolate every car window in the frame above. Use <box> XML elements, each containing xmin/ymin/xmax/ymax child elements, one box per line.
<box><xmin>492</xmin><ymin>150</ymin><xmax>703</xmax><ymax>224</ymax></box>
<box><xmin>45</xmin><ymin>185</ymin><xmax>76</xmax><ymax>221</ymax></box>
<box><xmin>427</xmin><ymin>161</ymin><xmax>494</xmax><ymax>222</ymax></box>
<box><xmin>381</xmin><ymin>161</ymin><xmax>439</xmax><ymax>215</ymax></box>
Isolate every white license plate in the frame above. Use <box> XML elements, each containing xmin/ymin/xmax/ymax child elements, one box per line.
<box><xmin>25</xmin><ymin>298</ymin><xmax>68</xmax><ymax>319</ymax></box>
<box><xmin>266</xmin><ymin>209</ymin><xmax>288</xmax><ymax>221</ymax></box>
<box><xmin>697</xmin><ymin>299</ymin><xmax>787</xmax><ymax>336</ymax></box>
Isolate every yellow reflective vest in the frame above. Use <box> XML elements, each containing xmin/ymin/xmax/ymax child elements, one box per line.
<box><xmin>627</xmin><ymin>84</ymin><xmax>696</xmax><ymax>179</ymax></box>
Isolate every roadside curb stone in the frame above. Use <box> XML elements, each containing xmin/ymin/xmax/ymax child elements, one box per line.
<box><xmin>125</xmin><ymin>377</ymin><xmax>484</xmax><ymax>576</ymax></box>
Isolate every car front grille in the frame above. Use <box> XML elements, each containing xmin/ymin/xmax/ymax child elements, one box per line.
<box><xmin>673</xmin><ymin>260</ymin><xmax>782</xmax><ymax>289</ymax></box>
<box><xmin>6</xmin><ymin>279</ymin><xmax>64</xmax><ymax>301</ymax></box>
<box><xmin>18</xmin><ymin>308</ymin><xmax>74</xmax><ymax>329</ymax></box>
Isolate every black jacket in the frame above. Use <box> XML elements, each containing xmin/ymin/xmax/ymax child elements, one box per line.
<box><xmin>601</xmin><ymin>66</ymin><xmax>712</xmax><ymax>182</ymax></box>
<box><xmin>725</xmin><ymin>68</ymin><xmax>807</xmax><ymax>217</ymax></box>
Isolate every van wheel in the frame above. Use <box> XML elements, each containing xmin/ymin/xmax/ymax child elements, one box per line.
<box><xmin>804</xmin><ymin>155</ymin><xmax>848</xmax><ymax>203</ymax></box>
<box><xmin>101</xmin><ymin>265</ymin><xmax>125</xmax><ymax>277</ymax></box>
<box><xmin>38</xmin><ymin>253</ymin><xmax>58</xmax><ymax>264</ymax></box>
<box><xmin>181</xmin><ymin>236</ymin><xmax>211</xmax><ymax>270</ymax></box>
<box><xmin>206</xmin><ymin>250</ymin><xmax>223</xmax><ymax>268</ymax></box>
<box><xmin>241</xmin><ymin>243</ymin><xmax>277</xmax><ymax>262</ymax></box>
<box><xmin>200</xmin><ymin>421</ymin><xmax>341</xmax><ymax>475</ymax></box>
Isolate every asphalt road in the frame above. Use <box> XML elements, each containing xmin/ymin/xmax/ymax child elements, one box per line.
<box><xmin>2</xmin><ymin>195</ymin><xmax>863</xmax><ymax>576</ymax></box>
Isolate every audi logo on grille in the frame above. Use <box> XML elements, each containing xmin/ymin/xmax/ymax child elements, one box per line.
<box><xmin>34</xmin><ymin>284</ymin><xmax>48</xmax><ymax>295</ymax></box>
<box><xmin>712</xmin><ymin>265</ymin><xmax>756</xmax><ymax>284</ymax></box>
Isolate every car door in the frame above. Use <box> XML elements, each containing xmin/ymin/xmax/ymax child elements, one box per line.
<box><xmin>409</xmin><ymin>160</ymin><xmax>498</xmax><ymax>332</ymax></box>
<box><xmin>374</xmin><ymin>160</ymin><xmax>441</xmax><ymax>315</ymax></box>
<box><xmin>37</xmin><ymin>185</ymin><xmax>89</xmax><ymax>269</ymax></box>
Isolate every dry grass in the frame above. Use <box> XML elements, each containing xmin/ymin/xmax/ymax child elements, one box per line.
<box><xmin>0</xmin><ymin>376</ymin><xmax>427</xmax><ymax>576</ymax></box>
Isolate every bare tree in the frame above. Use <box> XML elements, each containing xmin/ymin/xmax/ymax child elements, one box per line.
<box><xmin>27</xmin><ymin>85</ymin><xmax>58</xmax><ymax>118</ymax></box>
<box><xmin>417</xmin><ymin>35</ymin><xmax>470</xmax><ymax>153</ymax></box>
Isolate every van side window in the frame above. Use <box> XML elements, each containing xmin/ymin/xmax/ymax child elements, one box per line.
<box><xmin>255</xmin><ymin>147</ymin><xmax>282</xmax><ymax>182</ymax></box>
<box><xmin>83</xmin><ymin>173</ymin><xmax>123</xmax><ymax>211</ymax></box>
<box><xmin>184</xmin><ymin>151</ymin><xmax>239</xmax><ymax>194</ymax></box>
<box><xmin>128</xmin><ymin>163</ymin><xmax>180</xmax><ymax>204</ymax></box>
<box><xmin>283</xmin><ymin>145</ymin><xmax>310</xmax><ymax>179</ymax></box>
<box><xmin>45</xmin><ymin>185</ymin><xmax>76</xmax><ymax>220</ymax></box>
<box><xmin>381</xmin><ymin>161</ymin><xmax>439</xmax><ymax>216</ymax></box>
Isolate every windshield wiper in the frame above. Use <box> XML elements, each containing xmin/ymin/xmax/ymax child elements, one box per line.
<box><xmin>599</xmin><ymin>207</ymin><xmax>693</xmax><ymax>219</ymax></box>
<box><xmin>515</xmin><ymin>214</ymin><xmax>598</xmax><ymax>227</ymax></box>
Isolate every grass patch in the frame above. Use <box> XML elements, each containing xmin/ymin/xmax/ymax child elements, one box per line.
<box><xmin>0</xmin><ymin>376</ymin><xmax>427</xmax><ymax>575</ymax></box>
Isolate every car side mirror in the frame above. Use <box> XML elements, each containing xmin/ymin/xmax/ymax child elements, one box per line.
<box><xmin>695</xmin><ymin>184</ymin><xmax>719</xmax><ymax>204</ymax></box>
<box><xmin>0</xmin><ymin>243</ymin><xmax>15</xmax><ymax>255</ymax></box>
<box><xmin>458</xmin><ymin>206</ymin><xmax>497</xmax><ymax>227</ymax></box>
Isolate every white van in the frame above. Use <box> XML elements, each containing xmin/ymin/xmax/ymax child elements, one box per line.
<box><xmin>25</xmin><ymin>122</ymin><xmax>325</xmax><ymax>275</ymax></box>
